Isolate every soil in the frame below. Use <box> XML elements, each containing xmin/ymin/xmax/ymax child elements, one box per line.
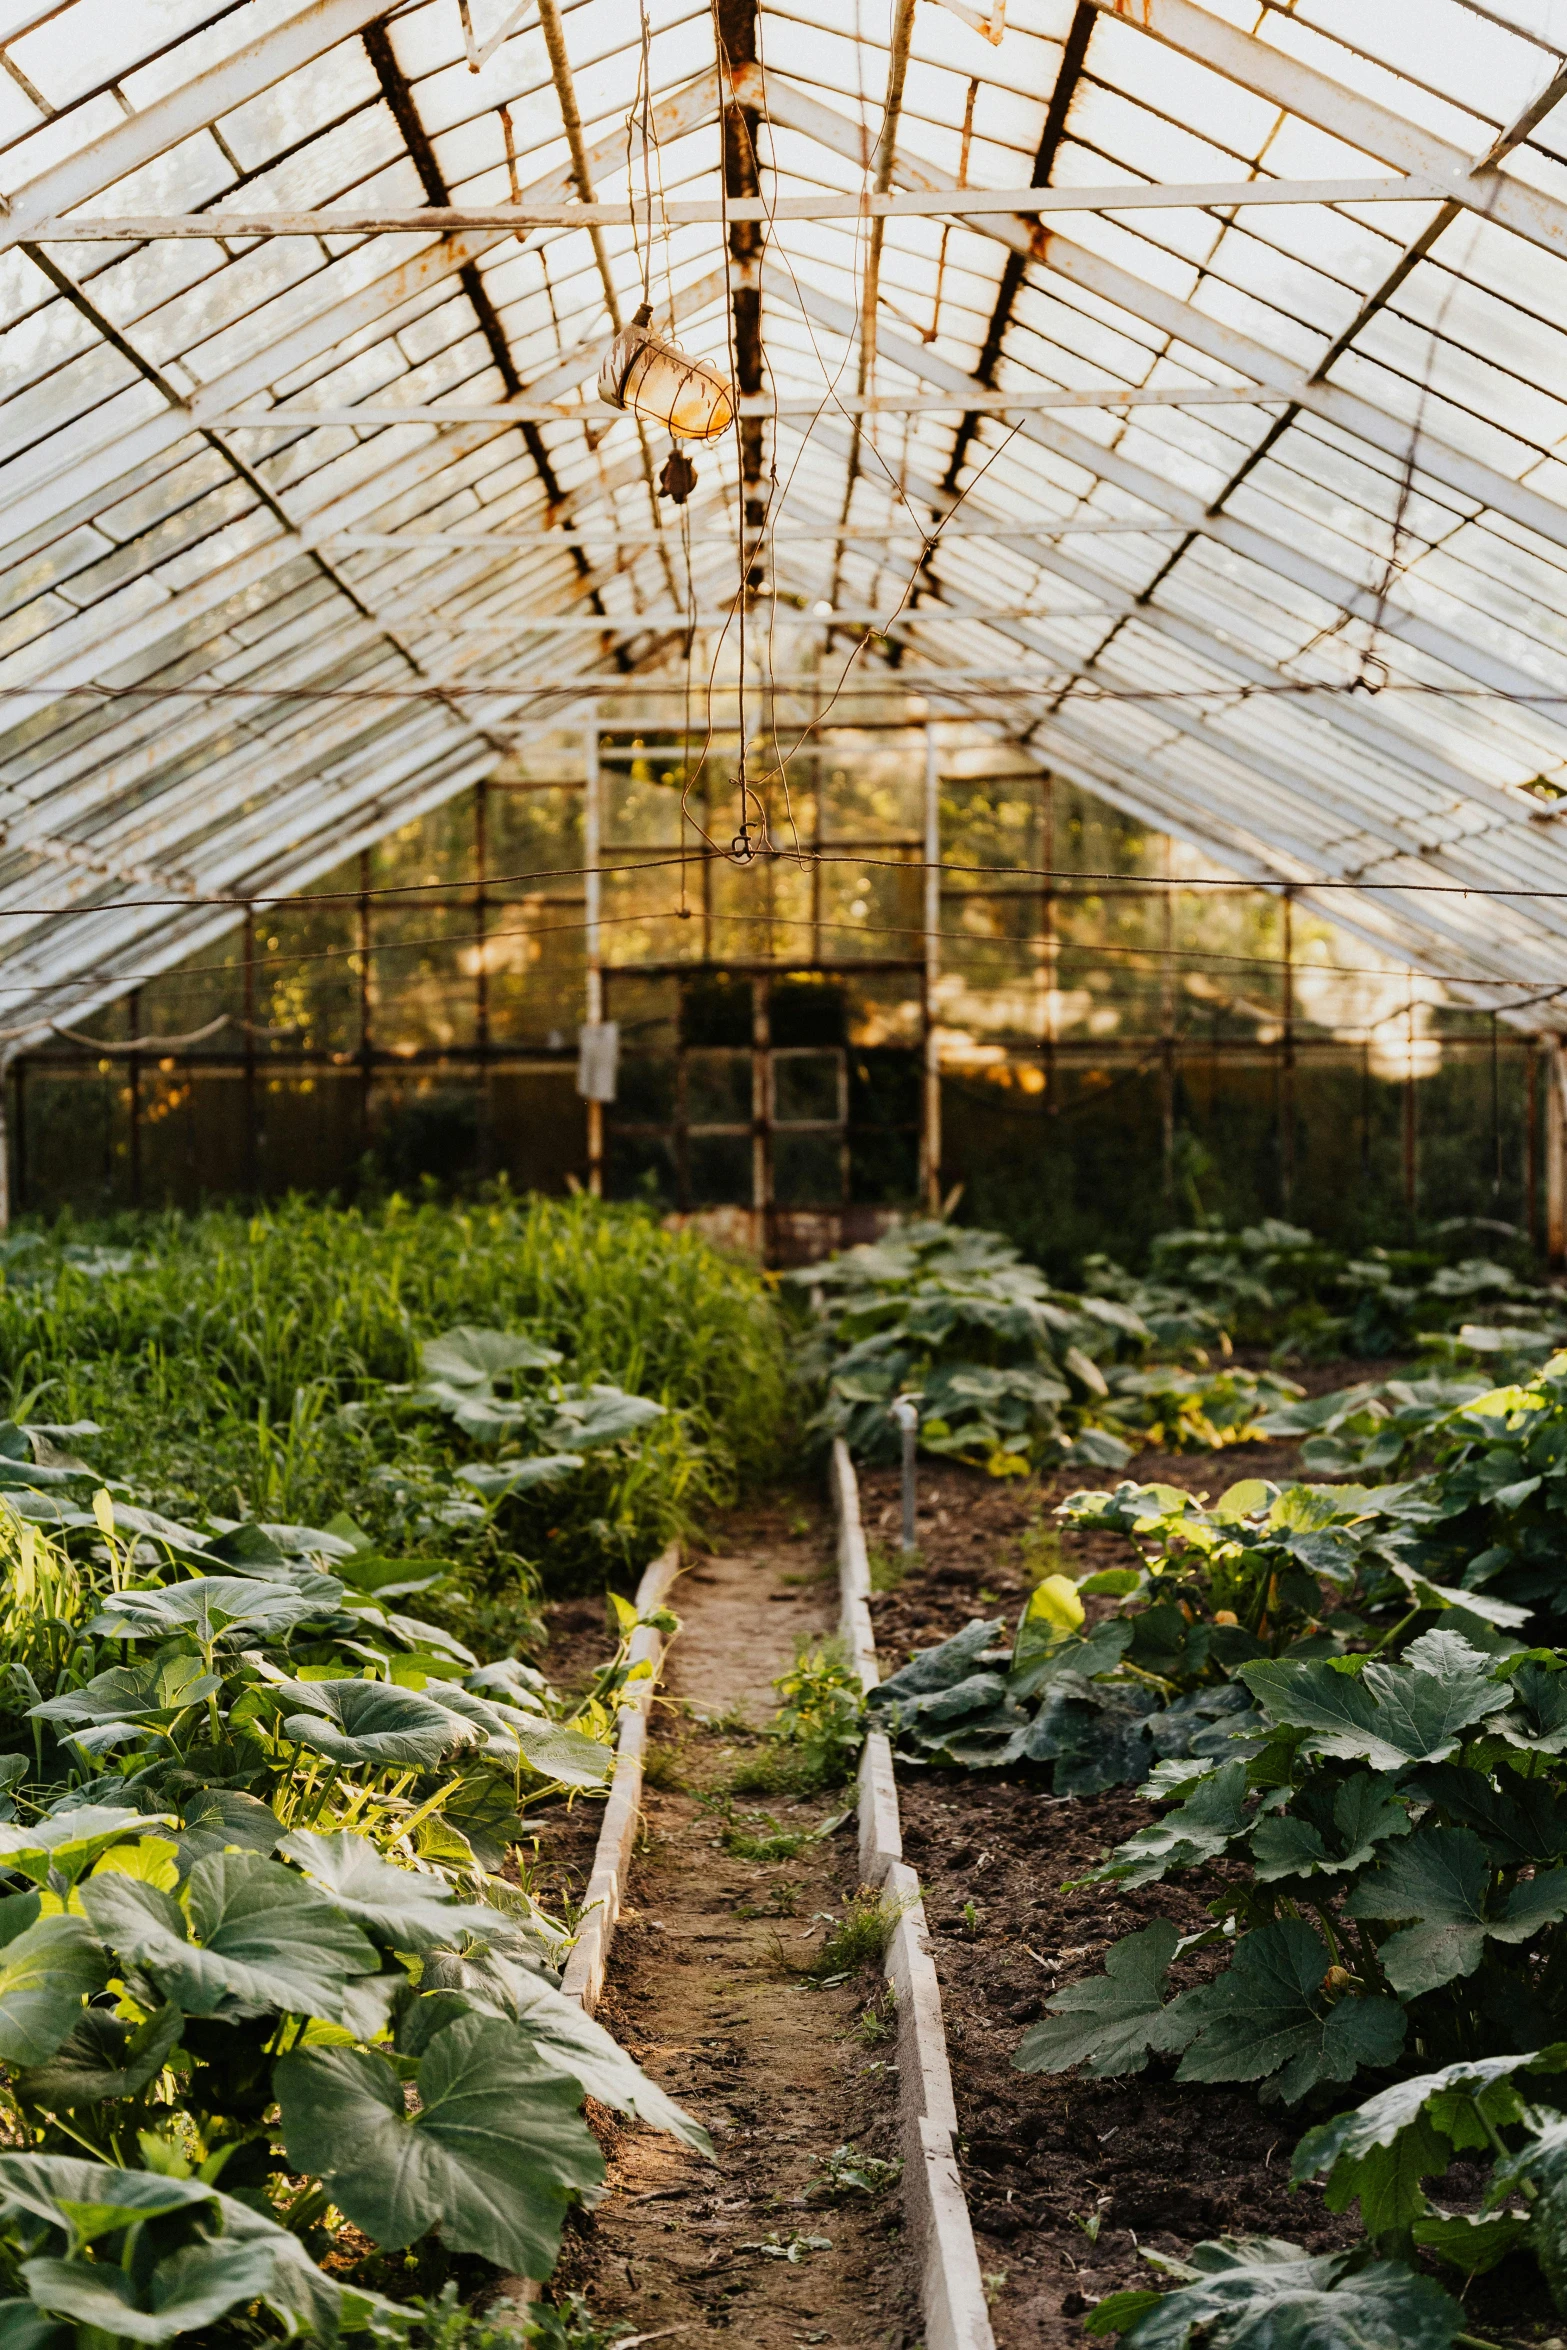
<box><xmin>544</xmin><ymin>1494</ymin><xmax>919</xmax><ymax>2348</ymax></box>
<box><xmin>859</xmin><ymin>1409</ymin><xmax>1558</xmax><ymax>2349</ymax></box>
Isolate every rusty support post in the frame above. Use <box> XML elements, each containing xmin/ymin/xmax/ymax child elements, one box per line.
<box><xmin>1280</xmin><ymin>888</ymin><xmax>1295</xmax><ymax>1214</ymax></box>
<box><xmin>242</xmin><ymin>902</ymin><xmax>257</xmax><ymax>1198</ymax></box>
<box><xmin>128</xmin><ymin>987</ymin><xmax>143</xmax><ymax>1210</ymax></box>
<box><xmin>357</xmin><ymin>852</ymin><xmax>373</xmax><ymax>1158</ymax></box>
<box><xmin>922</xmin><ymin>722</ymin><xmax>942</xmax><ymax>1213</ymax></box>
<box><xmin>584</xmin><ymin>724</ymin><xmax>604</xmax><ymax>1199</ymax></box>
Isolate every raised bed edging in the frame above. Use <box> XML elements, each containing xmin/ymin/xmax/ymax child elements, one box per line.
<box><xmin>831</xmin><ymin>1438</ymin><xmax>998</xmax><ymax>2350</ymax></box>
<box><xmin>558</xmin><ymin>1540</ymin><xmax>683</xmax><ymax>2015</ymax></box>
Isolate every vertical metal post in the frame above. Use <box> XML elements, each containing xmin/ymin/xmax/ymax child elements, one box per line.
<box><xmin>0</xmin><ymin>1059</ymin><xmax>11</xmax><ymax>1235</ymax></box>
<box><xmin>584</xmin><ymin>723</ymin><xmax>603</xmax><ymax>1199</ymax></box>
<box><xmin>1529</xmin><ymin>1036</ymin><xmax>1541</xmax><ymax>1249</ymax></box>
<box><xmin>1160</xmin><ymin>840</ymin><xmax>1175</xmax><ymax>1204</ymax></box>
<box><xmin>1041</xmin><ymin>768</ymin><xmax>1056</xmax><ymax>1107</ymax></box>
<box><xmin>752</xmin><ymin>975</ymin><xmax>770</xmax><ymax>1259</ymax></box>
<box><xmin>474</xmin><ymin>778</ymin><xmax>491</xmax><ymax>1183</ymax></box>
<box><xmin>1280</xmin><ymin>888</ymin><xmax>1295</xmax><ymax>1214</ymax></box>
<box><xmin>1403</xmin><ymin>979</ymin><xmax>1418</xmax><ymax>1224</ymax></box>
<box><xmin>1491</xmin><ymin>1011</ymin><xmax>1502</xmax><ymax>1204</ymax></box>
<box><xmin>892</xmin><ymin>1395</ymin><xmax>919</xmax><ymax>1552</ymax></box>
<box><xmin>922</xmin><ymin>722</ymin><xmax>941</xmax><ymax>1212</ymax></box>
<box><xmin>242</xmin><ymin>903</ymin><xmax>257</xmax><ymax>1199</ymax></box>
<box><xmin>1547</xmin><ymin>1038</ymin><xmax>1565</xmax><ymax>1268</ymax></box>
<box><xmin>11</xmin><ymin>1060</ymin><xmax>23</xmax><ymax>1223</ymax></box>
<box><xmin>357</xmin><ymin>851</ymin><xmax>373</xmax><ymax>1157</ymax></box>
<box><xmin>128</xmin><ymin>987</ymin><xmax>142</xmax><ymax>1210</ymax></box>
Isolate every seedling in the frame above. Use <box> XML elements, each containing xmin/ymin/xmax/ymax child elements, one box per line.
<box><xmin>809</xmin><ymin>2143</ymin><xmax>903</xmax><ymax>2198</ymax></box>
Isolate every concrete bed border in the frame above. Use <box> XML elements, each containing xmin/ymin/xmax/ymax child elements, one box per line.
<box><xmin>559</xmin><ymin>1539</ymin><xmax>683</xmax><ymax>2015</ymax></box>
<box><xmin>831</xmin><ymin>1437</ymin><xmax>998</xmax><ymax>2350</ymax></box>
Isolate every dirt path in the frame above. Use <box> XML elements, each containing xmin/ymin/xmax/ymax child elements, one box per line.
<box><xmin>552</xmin><ymin>1495</ymin><xmax>917</xmax><ymax>2348</ymax></box>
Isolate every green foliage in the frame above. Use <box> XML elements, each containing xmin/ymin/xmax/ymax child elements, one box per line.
<box><xmin>1014</xmin><ymin>1630</ymin><xmax>1567</xmax><ymax>2110</ymax></box>
<box><xmin>1082</xmin><ymin>2236</ymin><xmax>1461</xmax><ymax>2348</ymax></box>
<box><xmin>810</xmin><ymin>1886</ymin><xmax>910</xmax><ymax>1978</ymax></box>
<box><xmin>1084</xmin><ymin>1213</ymin><xmax>1552</xmax><ymax>1364</ymax></box>
<box><xmin>0</xmin><ymin>1194</ymin><xmax>788</xmax><ymax>1587</ymax></box>
<box><xmin>733</xmin><ymin>1638</ymin><xmax>866</xmax><ymax>1796</ymax></box>
<box><xmin>787</xmin><ymin>1221</ymin><xmax>1297</xmax><ymax>1476</ymax></box>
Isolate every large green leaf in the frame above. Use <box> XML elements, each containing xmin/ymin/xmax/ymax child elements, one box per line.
<box><xmin>87</xmin><ymin>1575</ymin><xmax>339</xmax><ymax>1647</ymax></box>
<box><xmin>0</xmin><ymin>1915</ymin><xmax>107</xmax><ymax>2067</ymax></box>
<box><xmin>1241</xmin><ymin>1631</ymin><xmax>1511</xmax><ymax>1771</ymax></box>
<box><xmin>1086</xmin><ymin>2237</ymin><xmax>1460</xmax><ymax>2350</ymax></box>
<box><xmin>172</xmin><ymin>1791</ymin><xmax>279</xmax><ymax>1874</ymax></box>
<box><xmin>1014</xmin><ymin>1921</ymin><xmax>1198</xmax><ymax>2080</ymax></box>
<box><xmin>1090</xmin><ymin>1761</ymin><xmax>1251</xmax><ymax>1890</ymax></box>
<box><xmin>1174</xmin><ymin>1920</ymin><xmax>1406</xmax><ymax>2104</ymax></box>
<box><xmin>20</xmin><ymin>2245</ymin><xmax>280</xmax><ymax>2347</ymax></box>
<box><xmin>28</xmin><ymin>1658</ymin><xmax>219</xmax><ymax>1733</ymax></box>
<box><xmin>271</xmin><ymin>1675</ymin><xmax>474</xmax><ymax>1769</ymax></box>
<box><xmin>278</xmin><ymin>1828</ymin><xmax>499</xmax><ymax>1950</ymax></box>
<box><xmin>1345</xmin><ymin>1827</ymin><xmax>1567</xmax><ymax>1994</ymax></box>
<box><xmin>1250</xmin><ymin>1774</ymin><xmax>1412</xmax><ymax>1886</ymax></box>
<box><xmin>1292</xmin><ymin>2051</ymin><xmax>1559</xmax><ymax>2236</ymax></box>
<box><xmin>398</xmin><ymin>1957</ymin><xmax>712</xmax><ymax>2155</ymax></box>
<box><xmin>80</xmin><ymin>1851</ymin><xmax>380</xmax><ymax>2024</ymax></box>
<box><xmin>512</xmin><ymin>1720</ymin><xmax>615</xmax><ymax>1788</ymax></box>
<box><xmin>457</xmin><ymin>1456</ymin><xmax>585</xmax><ymax>1500</ymax></box>
<box><xmin>14</xmin><ymin>2004</ymin><xmax>184</xmax><ymax>2109</ymax></box>
<box><xmin>0</xmin><ymin>1808</ymin><xmax>171</xmax><ymax>1888</ymax></box>
<box><xmin>275</xmin><ymin>2012</ymin><xmax>604</xmax><ymax>2277</ymax></box>
<box><xmin>420</xmin><ymin>1328</ymin><xmax>562</xmax><ymax>1385</ymax></box>
<box><xmin>0</xmin><ymin>2157</ymin><xmax>216</xmax><ymax>2250</ymax></box>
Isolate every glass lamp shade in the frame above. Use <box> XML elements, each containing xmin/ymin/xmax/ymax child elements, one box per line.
<box><xmin>598</xmin><ymin>305</ymin><xmax>734</xmax><ymax>443</ymax></box>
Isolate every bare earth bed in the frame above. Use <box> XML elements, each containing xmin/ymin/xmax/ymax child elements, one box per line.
<box><xmin>542</xmin><ymin>1498</ymin><xmax>919</xmax><ymax>2349</ymax></box>
<box><xmin>860</xmin><ymin>1404</ymin><xmax>1556</xmax><ymax>2350</ymax></box>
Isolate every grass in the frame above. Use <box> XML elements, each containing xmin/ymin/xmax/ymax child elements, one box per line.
<box><xmin>810</xmin><ymin>1885</ymin><xmax>914</xmax><ymax>1978</ymax></box>
<box><xmin>866</xmin><ymin>1542</ymin><xmax>911</xmax><ymax>1593</ymax></box>
<box><xmin>1018</xmin><ymin>1517</ymin><xmax>1065</xmax><ymax>1585</ymax></box>
<box><xmin>727</xmin><ymin>1636</ymin><xmax>866</xmax><ymax>1797</ymax></box>
<box><xmin>720</xmin><ymin>1808</ymin><xmax>816</xmax><ymax>1861</ymax></box>
<box><xmin>0</xmin><ymin>1192</ymin><xmax>791</xmax><ymax>1589</ymax></box>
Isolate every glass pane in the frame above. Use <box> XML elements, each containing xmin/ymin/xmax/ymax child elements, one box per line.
<box><xmin>688</xmin><ymin>1133</ymin><xmax>752</xmax><ymax>1206</ymax></box>
<box><xmin>774</xmin><ymin>1051</ymin><xmax>841</xmax><ymax>1125</ymax></box>
<box><xmin>774</xmin><ymin>1133</ymin><xmax>844</xmax><ymax>1208</ymax></box>
<box><xmin>686</xmin><ymin>1050</ymin><xmax>751</xmax><ymax>1128</ymax></box>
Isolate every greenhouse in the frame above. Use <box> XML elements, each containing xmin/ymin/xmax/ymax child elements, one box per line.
<box><xmin>3</xmin><ymin>0</ymin><xmax>1567</xmax><ymax>2344</ymax></box>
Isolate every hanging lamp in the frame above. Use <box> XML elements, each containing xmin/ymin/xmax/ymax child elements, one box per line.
<box><xmin>597</xmin><ymin>304</ymin><xmax>735</xmax><ymax>443</ymax></box>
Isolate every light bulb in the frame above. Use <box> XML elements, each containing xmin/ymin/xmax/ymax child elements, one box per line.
<box><xmin>598</xmin><ymin>305</ymin><xmax>734</xmax><ymax>443</ymax></box>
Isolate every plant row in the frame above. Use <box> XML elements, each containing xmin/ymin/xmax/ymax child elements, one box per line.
<box><xmin>862</xmin><ymin>1345</ymin><xmax>1567</xmax><ymax>2343</ymax></box>
<box><xmin>790</xmin><ymin>1221</ymin><xmax>1299</xmax><ymax>1476</ymax></box>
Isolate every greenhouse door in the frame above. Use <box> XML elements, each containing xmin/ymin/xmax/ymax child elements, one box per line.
<box><xmin>603</xmin><ymin>969</ymin><xmax>923</xmax><ymax>1262</ymax></box>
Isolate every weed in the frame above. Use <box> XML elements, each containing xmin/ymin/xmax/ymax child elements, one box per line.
<box><xmin>413</xmin><ymin>2284</ymin><xmax>529</xmax><ymax>2347</ymax></box>
<box><xmin>982</xmin><ymin>2273</ymin><xmax>1009</xmax><ymax>2308</ymax></box>
<box><xmin>641</xmin><ymin>1740</ymin><xmax>688</xmax><ymax>1792</ymax></box>
<box><xmin>720</xmin><ymin>1809</ymin><xmax>812</xmax><ymax>1862</ymax></box>
<box><xmin>759</xmin><ymin>1636</ymin><xmax>866</xmax><ymax>1793</ymax></box>
<box><xmin>521</xmin><ymin>2292</ymin><xmax>628</xmax><ymax>2349</ymax></box>
<box><xmin>853</xmin><ymin>1986</ymin><xmax>898</xmax><ymax>2046</ymax></box>
<box><xmin>744</xmin><ymin>2233</ymin><xmax>833</xmax><ymax>2263</ymax></box>
<box><xmin>867</xmin><ymin>1543</ymin><xmax>910</xmax><ymax>1593</ymax></box>
<box><xmin>1018</xmin><ymin>1517</ymin><xmax>1064</xmax><ymax>1585</ymax></box>
<box><xmin>961</xmin><ymin>1899</ymin><xmax>981</xmax><ymax>1937</ymax></box>
<box><xmin>768</xmin><ymin>1877</ymin><xmax>804</xmax><ymax>1916</ymax></box>
<box><xmin>809</xmin><ymin>2144</ymin><xmax>903</xmax><ymax>2198</ymax></box>
<box><xmin>810</xmin><ymin>1885</ymin><xmax>913</xmax><ymax>1978</ymax></box>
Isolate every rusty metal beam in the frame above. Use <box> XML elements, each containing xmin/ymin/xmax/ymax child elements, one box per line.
<box><xmin>942</xmin><ymin>0</ymin><xmax>1095</xmax><ymax>497</ymax></box>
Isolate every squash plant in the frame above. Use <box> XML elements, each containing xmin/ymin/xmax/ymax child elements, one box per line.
<box><xmin>0</xmin><ymin>1444</ymin><xmax>700</xmax><ymax>2342</ymax></box>
<box><xmin>1015</xmin><ymin>1629</ymin><xmax>1567</xmax><ymax>2104</ymax></box>
<box><xmin>789</xmin><ymin>1221</ymin><xmax>1299</xmax><ymax>1476</ymax></box>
